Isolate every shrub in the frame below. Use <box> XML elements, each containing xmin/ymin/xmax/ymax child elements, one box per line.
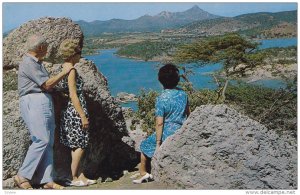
<box><xmin>225</xmin><ymin>83</ymin><xmax>297</xmax><ymax>137</ymax></box>
<box><xmin>3</xmin><ymin>70</ymin><xmax>18</xmax><ymax>91</ymax></box>
<box><xmin>136</xmin><ymin>89</ymin><xmax>159</xmax><ymax>135</ymax></box>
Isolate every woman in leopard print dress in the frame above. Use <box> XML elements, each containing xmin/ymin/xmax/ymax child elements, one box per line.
<box><xmin>59</xmin><ymin>70</ymin><xmax>89</xmax><ymax>149</ymax></box>
<box><xmin>58</xmin><ymin>39</ymin><xmax>96</xmax><ymax>186</ymax></box>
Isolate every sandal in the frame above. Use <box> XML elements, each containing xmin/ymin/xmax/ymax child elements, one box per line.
<box><xmin>70</xmin><ymin>180</ymin><xmax>88</xmax><ymax>187</ymax></box>
<box><xmin>43</xmin><ymin>182</ymin><xmax>65</xmax><ymax>189</ymax></box>
<box><xmin>86</xmin><ymin>179</ymin><xmax>97</xmax><ymax>185</ymax></box>
<box><xmin>132</xmin><ymin>173</ymin><xmax>153</xmax><ymax>184</ymax></box>
<box><xmin>13</xmin><ymin>175</ymin><xmax>33</xmax><ymax>189</ymax></box>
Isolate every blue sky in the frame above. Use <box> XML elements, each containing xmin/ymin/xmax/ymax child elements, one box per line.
<box><xmin>3</xmin><ymin>2</ymin><xmax>297</xmax><ymax>32</ymax></box>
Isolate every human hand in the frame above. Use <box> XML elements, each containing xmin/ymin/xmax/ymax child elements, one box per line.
<box><xmin>62</xmin><ymin>63</ymin><xmax>74</xmax><ymax>75</ymax></box>
<box><xmin>81</xmin><ymin>116</ymin><xmax>89</xmax><ymax>130</ymax></box>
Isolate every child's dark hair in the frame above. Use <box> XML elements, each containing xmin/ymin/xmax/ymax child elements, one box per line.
<box><xmin>158</xmin><ymin>63</ymin><xmax>180</xmax><ymax>89</ymax></box>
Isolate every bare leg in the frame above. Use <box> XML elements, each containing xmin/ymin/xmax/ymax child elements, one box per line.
<box><xmin>139</xmin><ymin>153</ymin><xmax>148</xmax><ymax>176</ymax></box>
<box><xmin>132</xmin><ymin>153</ymin><xmax>152</xmax><ymax>184</ymax></box>
<box><xmin>71</xmin><ymin>148</ymin><xmax>84</xmax><ymax>180</ymax></box>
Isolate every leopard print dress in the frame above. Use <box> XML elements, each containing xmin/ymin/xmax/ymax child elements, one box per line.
<box><xmin>58</xmin><ymin>71</ymin><xmax>89</xmax><ymax>149</ymax></box>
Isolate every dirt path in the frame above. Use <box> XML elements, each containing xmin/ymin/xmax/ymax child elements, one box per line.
<box><xmin>6</xmin><ymin>169</ymin><xmax>174</xmax><ymax>190</ymax></box>
<box><xmin>68</xmin><ymin>169</ymin><xmax>174</xmax><ymax>190</ymax></box>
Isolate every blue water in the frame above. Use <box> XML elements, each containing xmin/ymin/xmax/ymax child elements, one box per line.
<box><xmin>258</xmin><ymin>37</ymin><xmax>297</xmax><ymax>49</ymax></box>
<box><xmin>85</xmin><ymin>37</ymin><xmax>297</xmax><ymax>110</ymax></box>
<box><xmin>251</xmin><ymin>79</ymin><xmax>286</xmax><ymax>89</ymax></box>
<box><xmin>86</xmin><ymin>50</ymin><xmax>161</xmax><ymax>96</ymax></box>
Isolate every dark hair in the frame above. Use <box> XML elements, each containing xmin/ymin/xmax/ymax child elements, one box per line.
<box><xmin>158</xmin><ymin>63</ymin><xmax>180</xmax><ymax>89</ymax></box>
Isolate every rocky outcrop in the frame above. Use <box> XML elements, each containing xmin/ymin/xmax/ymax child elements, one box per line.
<box><xmin>3</xmin><ymin>91</ymin><xmax>30</xmax><ymax>181</ymax></box>
<box><xmin>3</xmin><ymin>17</ymin><xmax>83</xmax><ymax>70</ymax></box>
<box><xmin>116</xmin><ymin>92</ymin><xmax>137</xmax><ymax>103</ymax></box>
<box><xmin>122</xmin><ymin>108</ymin><xmax>147</xmax><ymax>152</ymax></box>
<box><xmin>3</xmin><ymin>17</ymin><xmax>138</xmax><ymax>187</ymax></box>
<box><xmin>152</xmin><ymin>105</ymin><xmax>297</xmax><ymax>189</ymax></box>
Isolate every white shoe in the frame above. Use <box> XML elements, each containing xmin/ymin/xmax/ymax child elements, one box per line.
<box><xmin>86</xmin><ymin>179</ymin><xmax>97</xmax><ymax>185</ymax></box>
<box><xmin>70</xmin><ymin>180</ymin><xmax>88</xmax><ymax>187</ymax></box>
<box><xmin>132</xmin><ymin>173</ymin><xmax>153</xmax><ymax>184</ymax></box>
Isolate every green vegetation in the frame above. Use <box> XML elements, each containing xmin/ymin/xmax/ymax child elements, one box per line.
<box><xmin>226</xmin><ymin>82</ymin><xmax>296</xmax><ymax>137</ymax></box>
<box><xmin>175</xmin><ymin>33</ymin><xmax>265</xmax><ymax>101</ymax></box>
<box><xmin>116</xmin><ymin>40</ymin><xmax>177</xmax><ymax>61</ymax></box>
<box><xmin>260</xmin><ymin>46</ymin><xmax>297</xmax><ymax>65</ymax></box>
<box><xmin>135</xmin><ymin>89</ymin><xmax>159</xmax><ymax>135</ymax></box>
<box><xmin>185</xmin><ymin>17</ymin><xmax>241</xmax><ymax>31</ymax></box>
<box><xmin>236</xmin><ymin>11</ymin><xmax>297</xmax><ymax>26</ymax></box>
<box><xmin>3</xmin><ymin>70</ymin><xmax>18</xmax><ymax>91</ymax></box>
<box><xmin>183</xmin><ymin>10</ymin><xmax>296</xmax><ymax>39</ymax></box>
<box><xmin>82</xmin><ymin>34</ymin><xmax>130</xmax><ymax>55</ymax></box>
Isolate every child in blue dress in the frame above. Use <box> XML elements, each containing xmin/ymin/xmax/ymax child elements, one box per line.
<box><xmin>133</xmin><ymin>63</ymin><xmax>190</xmax><ymax>184</ymax></box>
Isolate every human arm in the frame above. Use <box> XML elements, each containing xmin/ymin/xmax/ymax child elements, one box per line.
<box><xmin>41</xmin><ymin>63</ymin><xmax>74</xmax><ymax>91</ymax></box>
<box><xmin>67</xmin><ymin>69</ymin><xmax>89</xmax><ymax>130</ymax></box>
<box><xmin>155</xmin><ymin>116</ymin><xmax>164</xmax><ymax>147</ymax></box>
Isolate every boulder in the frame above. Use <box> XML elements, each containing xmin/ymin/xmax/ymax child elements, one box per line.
<box><xmin>152</xmin><ymin>105</ymin><xmax>297</xmax><ymax>189</ymax></box>
<box><xmin>3</xmin><ymin>91</ymin><xmax>30</xmax><ymax>180</ymax></box>
<box><xmin>3</xmin><ymin>17</ymin><xmax>138</xmax><ymax>186</ymax></box>
<box><xmin>116</xmin><ymin>92</ymin><xmax>138</xmax><ymax>103</ymax></box>
<box><xmin>3</xmin><ymin>17</ymin><xmax>83</xmax><ymax>70</ymax></box>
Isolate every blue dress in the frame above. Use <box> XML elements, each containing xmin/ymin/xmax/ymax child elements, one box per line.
<box><xmin>140</xmin><ymin>88</ymin><xmax>188</xmax><ymax>158</ymax></box>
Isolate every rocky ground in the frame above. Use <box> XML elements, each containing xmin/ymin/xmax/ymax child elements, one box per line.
<box><xmin>4</xmin><ymin>165</ymin><xmax>174</xmax><ymax>190</ymax></box>
<box><xmin>68</xmin><ymin>167</ymin><xmax>174</xmax><ymax>190</ymax></box>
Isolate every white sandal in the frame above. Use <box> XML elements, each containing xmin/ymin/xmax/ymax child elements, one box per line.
<box><xmin>86</xmin><ymin>179</ymin><xmax>97</xmax><ymax>185</ymax></box>
<box><xmin>70</xmin><ymin>180</ymin><xmax>87</xmax><ymax>187</ymax></box>
<box><xmin>132</xmin><ymin>173</ymin><xmax>153</xmax><ymax>184</ymax></box>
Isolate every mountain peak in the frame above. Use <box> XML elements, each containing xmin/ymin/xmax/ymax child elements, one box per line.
<box><xmin>158</xmin><ymin>11</ymin><xmax>172</xmax><ymax>18</ymax></box>
<box><xmin>188</xmin><ymin>5</ymin><xmax>203</xmax><ymax>11</ymax></box>
<box><xmin>192</xmin><ymin>5</ymin><xmax>200</xmax><ymax>9</ymax></box>
<box><xmin>76</xmin><ymin>5</ymin><xmax>220</xmax><ymax>35</ymax></box>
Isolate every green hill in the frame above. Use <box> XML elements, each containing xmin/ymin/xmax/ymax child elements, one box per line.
<box><xmin>180</xmin><ymin>10</ymin><xmax>297</xmax><ymax>38</ymax></box>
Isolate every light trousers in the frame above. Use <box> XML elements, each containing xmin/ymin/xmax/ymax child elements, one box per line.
<box><xmin>18</xmin><ymin>93</ymin><xmax>55</xmax><ymax>184</ymax></box>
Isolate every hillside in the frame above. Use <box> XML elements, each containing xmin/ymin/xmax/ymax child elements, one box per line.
<box><xmin>178</xmin><ymin>10</ymin><xmax>297</xmax><ymax>37</ymax></box>
<box><xmin>75</xmin><ymin>5</ymin><xmax>220</xmax><ymax>36</ymax></box>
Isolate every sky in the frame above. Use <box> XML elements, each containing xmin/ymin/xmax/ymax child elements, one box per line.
<box><xmin>2</xmin><ymin>2</ymin><xmax>298</xmax><ymax>33</ymax></box>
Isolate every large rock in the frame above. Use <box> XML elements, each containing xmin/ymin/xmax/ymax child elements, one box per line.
<box><xmin>116</xmin><ymin>92</ymin><xmax>137</xmax><ymax>103</ymax></box>
<box><xmin>152</xmin><ymin>105</ymin><xmax>297</xmax><ymax>189</ymax></box>
<box><xmin>3</xmin><ymin>91</ymin><xmax>30</xmax><ymax>181</ymax></box>
<box><xmin>3</xmin><ymin>17</ymin><xmax>83</xmax><ymax>70</ymax></box>
<box><xmin>3</xmin><ymin>17</ymin><xmax>138</xmax><ymax>186</ymax></box>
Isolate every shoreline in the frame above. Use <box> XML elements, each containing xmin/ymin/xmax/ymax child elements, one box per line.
<box><xmin>243</xmin><ymin>63</ymin><xmax>297</xmax><ymax>83</ymax></box>
<box><xmin>82</xmin><ymin>45</ymin><xmax>296</xmax><ymax>91</ymax></box>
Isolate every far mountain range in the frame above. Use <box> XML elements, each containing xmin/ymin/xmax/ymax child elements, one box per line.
<box><xmin>76</xmin><ymin>5</ymin><xmax>220</xmax><ymax>36</ymax></box>
<box><xmin>75</xmin><ymin>5</ymin><xmax>297</xmax><ymax>37</ymax></box>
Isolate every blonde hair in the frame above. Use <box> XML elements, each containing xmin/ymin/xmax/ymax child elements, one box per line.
<box><xmin>58</xmin><ymin>39</ymin><xmax>81</xmax><ymax>61</ymax></box>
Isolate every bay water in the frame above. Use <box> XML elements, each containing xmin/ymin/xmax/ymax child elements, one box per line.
<box><xmin>85</xmin><ymin>37</ymin><xmax>297</xmax><ymax>110</ymax></box>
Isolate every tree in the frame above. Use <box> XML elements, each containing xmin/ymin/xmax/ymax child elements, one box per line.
<box><xmin>174</xmin><ymin>33</ymin><xmax>265</xmax><ymax>102</ymax></box>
